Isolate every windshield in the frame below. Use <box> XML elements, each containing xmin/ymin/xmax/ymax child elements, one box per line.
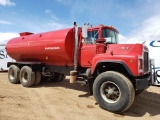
<box><xmin>102</xmin><ymin>29</ymin><xmax>119</xmax><ymax>44</ymax></box>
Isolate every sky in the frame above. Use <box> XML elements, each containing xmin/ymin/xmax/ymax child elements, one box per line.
<box><xmin>0</xmin><ymin>0</ymin><xmax>160</xmax><ymax>44</ymax></box>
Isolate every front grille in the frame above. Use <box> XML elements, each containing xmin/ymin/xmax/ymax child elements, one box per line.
<box><xmin>144</xmin><ymin>52</ymin><xmax>149</xmax><ymax>73</ymax></box>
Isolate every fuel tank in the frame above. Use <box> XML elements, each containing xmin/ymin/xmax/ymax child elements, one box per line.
<box><xmin>6</xmin><ymin>27</ymin><xmax>80</xmax><ymax>66</ymax></box>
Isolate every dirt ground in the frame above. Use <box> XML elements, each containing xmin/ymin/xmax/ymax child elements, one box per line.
<box><xmin>0</xmin><ymin>73</ymin><xmax>160</xmax><ymax>120</ymax></box>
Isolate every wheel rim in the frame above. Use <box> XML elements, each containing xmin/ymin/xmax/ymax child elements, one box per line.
<box><xmin>100</xmin><ymin>81</ymin><xmax>121</xmax><ymax>103</ymax></box>
<box><xmin>22</xmin><ymin>71</ymin><xmax>29</xmax><ymax>83</ymax></box>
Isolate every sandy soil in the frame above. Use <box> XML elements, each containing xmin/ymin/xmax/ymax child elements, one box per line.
<box><xmin>0</xmin><ymin>72</ymin><xmax>160</xmax><ymax>120</ymax></box>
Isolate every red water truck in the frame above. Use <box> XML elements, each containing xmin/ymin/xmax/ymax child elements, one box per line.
<box><xmin>6</xmin><ymin>23</ymin><xmax>151</xmax><ymax>113</ymax></box>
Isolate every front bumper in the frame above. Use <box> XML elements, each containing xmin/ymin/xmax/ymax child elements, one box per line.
<box><xmin>135</xmin><ymin>76</ymin><xmax>151</xmax><ymax>90</ymax></box>
<box><xmin>135</xmin><ymin>59</ymin><xmax>154</xmax><ymax>90</ymax></box>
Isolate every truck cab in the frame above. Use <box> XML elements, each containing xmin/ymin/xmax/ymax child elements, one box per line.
<box><xmin>80</xmin><ymin>25</ymin><xmax>119</xmax><ymax>67</ymax></box>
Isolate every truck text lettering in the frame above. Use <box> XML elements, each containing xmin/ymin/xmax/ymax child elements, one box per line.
<box><xmin>0</xmin><ymin>49</ymin><xmax>8</xmax><ymax>59</ymax></box>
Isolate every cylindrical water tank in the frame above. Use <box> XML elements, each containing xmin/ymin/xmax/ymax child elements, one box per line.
<box><xmin>6</xmin><ymin>28</ymin><xmax>79</xmax><ymax>66</ymax></box>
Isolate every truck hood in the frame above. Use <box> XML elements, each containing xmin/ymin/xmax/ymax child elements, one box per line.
<box><xmin>106</xmin><ymin>43</ymin><xmax>146</xmax><ymax>55</ymax></box>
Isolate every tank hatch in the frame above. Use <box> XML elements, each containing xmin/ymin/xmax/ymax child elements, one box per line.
<box><xmin>19</xmin><ymin>32</ymin><xmax>34</xmax><ymax>36</ymax></box>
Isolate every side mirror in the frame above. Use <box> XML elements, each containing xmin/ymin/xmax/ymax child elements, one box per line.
<box><xmin>82</xmin><ymin>23</ymin><xmax>88</xmax><ymax>38</ymax></box>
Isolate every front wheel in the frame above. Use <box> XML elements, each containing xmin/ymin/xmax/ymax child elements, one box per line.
<box><xmin>93</xmin><ymin>71</ymin><xmax>135</xmax><ymax>113</ymax></box>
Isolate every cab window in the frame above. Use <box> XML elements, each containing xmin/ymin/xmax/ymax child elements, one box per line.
<box><xmin>85</xmin><ymin>30</ymin><xmax>98</xmax><ymax>44</ymax></box>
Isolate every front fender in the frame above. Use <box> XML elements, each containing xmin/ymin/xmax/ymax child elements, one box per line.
<box><xmin>91</xmin><ymin>54</ymin><xmax>138</xmax><ymax>76</ymax></box>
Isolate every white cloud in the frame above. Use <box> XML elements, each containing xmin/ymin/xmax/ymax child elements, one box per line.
<box><xmin>0</xmin><ymin>32</ymin><xmax>19</xmax><ymax>43</ymax></box>
<box><xmin>45</xmin><ymin>9</ymin><xmax>52</xmax><ymax>14</ymax></box>
<box><xmin>119</xmin><ymin>14</ymin><xmax>160</xmax><ymax>43</ymax></box>
<box><xmin>0</xmin><ymin>0</ymin><xmax>15</xmax><ymax>6</ymax></box>
<box><xmin>45</xmin><ymin>9</ymin><xmax>59</xmax><ymax>21</ymax></box>
<box><xmin>0</xmin><ymin>20</ymin><xmax>12</xmax><ymax>24</ymax></box>
<box><xmin>56</xmin><ymin>0</ymin><xmax>70</xmax><ymax>4</ymax></box>
<box><xmin>119</xmin><ymin>34</ymin><xmax>126</xmax><ymax>42</ymax></box>
<box><xmin>46</xmin><ymin>21</ymin><xmax>70</xmax><ymax>30</ymax></box>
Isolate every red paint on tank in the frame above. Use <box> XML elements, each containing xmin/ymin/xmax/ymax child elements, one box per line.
<box><xmin>6</xmin><ymin>28</ymin><xmax>80</xmax><ymax>66</ymax></box>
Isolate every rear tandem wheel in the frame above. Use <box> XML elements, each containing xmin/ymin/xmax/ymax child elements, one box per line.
<box><xmin>19</xmin><ymin>66</ymin><xmax>35</xmax><ymax>87</ymax></box>
<box><xmin>8</xmin><ymin>65</ymin><xmax>20</xmax><ymax>84</ymax></box>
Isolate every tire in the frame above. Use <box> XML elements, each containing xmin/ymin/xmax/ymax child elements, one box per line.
<box><xmin>93</xmin><ymin>71</ymin><xmax>135</xmax><ymax>113</ymax></box>
<box><xmin>51</xmin><ymin>73</ymin><xmax>66</xmax><ymax>82</ymax></box>
<box><xmin>135</xmin><ymin>89</ymin><xmax>144</xmax><ymax>96</ymax></box>
<box><xmin>19</xmin><ymin>66</ymin><xmax>35</xmax><ymax>87</ymax></box>
<box><xmin>8</xmin><ymin>65</ymin><xmax>20</xmax><ymax>84</ymax></box>
<box><xmin>34</xmin><ymin>71</ymin><xmax>41</xmax><ymax>85</ymax></box>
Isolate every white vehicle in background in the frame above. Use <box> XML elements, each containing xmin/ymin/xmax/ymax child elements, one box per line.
<box><xmin>0</xmin><ymin>44</ymin><xmax>14</xmax><ymax>71</ymax></box>
<box><xmin>144</xmin><ymin>40</ymin><xmax>160</xmax><ymax>86</ymax></box>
